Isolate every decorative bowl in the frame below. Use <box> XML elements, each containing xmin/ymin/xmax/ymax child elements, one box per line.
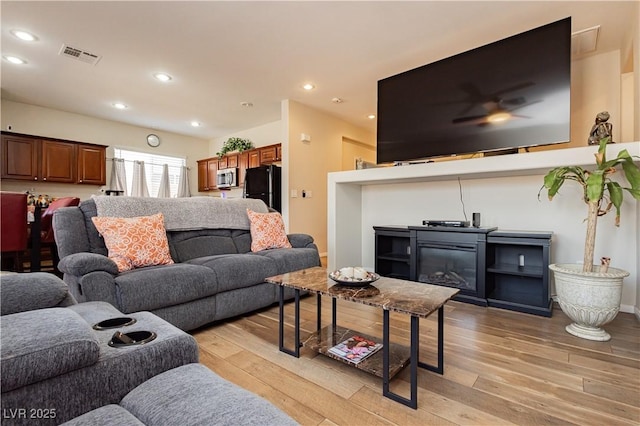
<box><xmin>329</xmin><ymin>269</ymin><xmax>380</xmax><ymax>287</ymax></box>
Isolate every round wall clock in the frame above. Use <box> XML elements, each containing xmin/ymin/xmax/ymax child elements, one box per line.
<box><xmin>146</xmin><ymin>134</ymin><xmax>160</xmax><ymax>147</ymax></box>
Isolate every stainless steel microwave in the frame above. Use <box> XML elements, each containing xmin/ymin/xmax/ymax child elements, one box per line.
<box><xmin>216</xmin><ymin>167</ymin><xmax>237</xmax><ymax>188</ymax></box>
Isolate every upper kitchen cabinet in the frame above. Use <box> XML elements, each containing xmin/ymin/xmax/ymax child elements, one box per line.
<box><xmin>1</xmin><ymin>133</ymin><xmax>39</xmax><ymax>181</ymax></box>
<box><xmin>42</xmin><ymin>139</ymin><xmax>76</xmax><ymax>183</ymax></box>
<box><xmin>77</xmin><ymin>144</ymin><xmax>107</xmax><ymax>185</ymax></box>
<box><xmin>1</xmin><ymin>132</ymin><xmax>106</xmax><ymax>185</ymax></box>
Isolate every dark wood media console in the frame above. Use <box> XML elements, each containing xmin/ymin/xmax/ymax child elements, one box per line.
<box><xmin>374</xmin><ymin>226</ymin><xmax>553</xmax><ymax>317</ymax></box>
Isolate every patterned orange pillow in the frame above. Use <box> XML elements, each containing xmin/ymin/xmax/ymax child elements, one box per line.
<box><xmin>247</xmin><ymin>209</ymin><xmax>292</xmax><ymax>252</ymax></box>
<box><xmin>91</xmin><ymin>213</ymin><xmax>174</xmax><ymax>272</ymax></box>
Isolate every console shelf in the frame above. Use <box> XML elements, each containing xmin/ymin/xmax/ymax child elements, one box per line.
<box><xmin>374</xmin><ymin>226</ymin><xmax>412</xmax><ymax>280</ymax></box>
<box><xmin>486</xmin><ymin>231</ymin><xmax>553</xmax><ymax>317</ymax></box>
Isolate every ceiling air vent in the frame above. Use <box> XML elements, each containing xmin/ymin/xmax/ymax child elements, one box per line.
<box><xmin>571</xmin><ymin>25</ymin><xmax>600</xmax><ymax>56</ymax></box>
<box><xmin>58</xmin><ymin>44</ymin><xmax>101</xmax><ymax>65</ymax></box>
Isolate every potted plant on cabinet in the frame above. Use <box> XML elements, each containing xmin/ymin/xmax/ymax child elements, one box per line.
<box><xmin>216</xmin><ymin>137</ymin><xmax>254</xmax><ymax>157</ymax></box>
<box><xmin>540</xmin><ymin>137</ymin><xmax>640</xmax><ymax>341</ymax></box>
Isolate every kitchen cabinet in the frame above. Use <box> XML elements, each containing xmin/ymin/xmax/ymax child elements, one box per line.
<box><xmin>248</xmin><ymin>150</ymin><xmax>260</xmax><ymax>168</ymax></box>
<box><xmin>42</xmin><ymin>140</ymin><xmax>75</xmax><ymax>183</ymax></box>
<box><xmin>237</xmin><ymin>151</ymin><xmax>249</xmax><ymax>187</ymax></box>
<box><xmin>1</xmin><ymin>132</ymin><xmax>106</xmax><ymax>185</ymax></box>
<box><xmin>77</xmin><ymin>144</ymin><xmax>106</xmax><ymax>185</ymax></box>
<box><xmin>1</xmin><ymin>134</ymin><xmax>39</xmax><ymax>181</ymax></box>
<box><xmin>196</xmin><ymin>143</ymin><xmax>281</xmax><ymax>191</ymax></box>
<box><xmin>197</xmin><ymin>158</ymin><xmax>218</xmax><ymax>191</ymax></box>
<box><xmin>259</xmin><ymin>145</ymin><xmax>278</xmax><ymax>163</ymax></box>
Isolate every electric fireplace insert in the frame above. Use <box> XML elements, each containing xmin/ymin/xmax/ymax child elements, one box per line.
<box><xmin>409</xmin><ymin>226</ymin><xmax>496</xmax><ymax>305</ymax></box>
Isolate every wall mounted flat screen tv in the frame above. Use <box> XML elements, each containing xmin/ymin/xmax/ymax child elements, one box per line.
<box><xmin>377</xmin><ymin>17</ymin><xmax>571</xmax><ymax>164</ymax></box>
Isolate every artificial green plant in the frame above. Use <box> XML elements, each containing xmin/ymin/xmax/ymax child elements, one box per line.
<box><xmin>216</xmin><ymin>137</ymin><xmax>254</xmax><ymax>157</ymax></box>
<box><xmin>540</xmin><ymin>137</ymin><xmax>640</xmax><ymax>272</ymax></box>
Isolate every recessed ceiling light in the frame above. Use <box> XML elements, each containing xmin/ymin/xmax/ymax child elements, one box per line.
<box><xmin>11</xmin><ymin>30</ymin><xmax>37</xmax><ymax>42</ymax></box>
<box><xmin>331</xmin><ymin>97</ymin><xmax>343</xmax><ymax>104</ymax></box>
<box><xmin>240</xmin><ymin>102</ymin><xmax>253</xmax><ymax>107</ymax></box>
<box><xmin>302</xmin><ymin>83</ymin><xmax>315</xmax><ymax>91</ymax></box>
<box><xmin>4</xmin><ymin>56</ymin><xmax>26</xmax><ymax>65</ymax></box>
<box><xmin>153</xmin><ymin>72</ymin><xmax>172</xmax><ymax>82</ymax></box>
<box><xmin>190</xmin><ymin>121</ymin><xmax>201</xmax><ymax>127</ymax></box>
<box><xmin>367</xmin><ymin>114</ymin><xmax>376</xmax><ymax>120</ymax></box>
<box><xmin>112</xmin><ymin>102</ymin><xmax>128</xmax><ymax>110</ymax></box>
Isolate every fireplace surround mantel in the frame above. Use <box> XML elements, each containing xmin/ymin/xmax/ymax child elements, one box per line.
<box><xmin>327</xmin><ymin>142</ymin><xmax>639</xmax><ymax>314</ymax></box>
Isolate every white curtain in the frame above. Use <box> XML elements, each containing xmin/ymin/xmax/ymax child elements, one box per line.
<box><xmin>177</xmin><ymin>166</ymin><xmax>191</xmax><ymax>198</ymax></box>
<box><xmin>131</xmin><ymin>160</ymin><xmax>150</xmax><ymax>197</ymax></box>
<box><xmin>157</xmin><ymin>164</ymin><xmax>171</xmax><ymax>198</ymax></box>
<box><xmin>109</xmin><ymin>158</ymin><xmax>128</xmax><ymax>195</ymax></box>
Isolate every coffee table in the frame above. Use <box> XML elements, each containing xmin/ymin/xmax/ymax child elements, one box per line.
<box><xmin>265</xmin><ymin>266</ymin><xmax>459</xmax><ymax>409</ymax></box>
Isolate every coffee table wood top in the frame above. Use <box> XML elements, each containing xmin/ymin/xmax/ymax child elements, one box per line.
<box><xmin>266</xmin><ymin>266</ymin><xmax>459</xmax><ymax>318</ymax></box>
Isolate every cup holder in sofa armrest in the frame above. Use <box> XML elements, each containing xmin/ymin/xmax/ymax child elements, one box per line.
<box><xmin>93</xmin><ymin>317</ymin><xmax>137</xmax><ymax>330</ymax></box>
<box><xmin>108</xmin><ymin>331</ymin><xmax>157</xmax><ymax>348</ymax></box>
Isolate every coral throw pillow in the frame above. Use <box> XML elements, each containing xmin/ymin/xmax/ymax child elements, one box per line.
<box><xmin>247</xmin><ymin>209</ymin><xmax>292</xmax><ymax>252</ymax></box>
<box><xmin>91</xmin><ymin>213</ymin><xmax>174</xmax><ymax>272</ymax></box>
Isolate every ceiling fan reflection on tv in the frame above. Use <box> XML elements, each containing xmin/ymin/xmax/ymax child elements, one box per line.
<box><xmin>450</xmin><ymin>82</ymin><xmax>541</xmax><ymax>126</ymax></box>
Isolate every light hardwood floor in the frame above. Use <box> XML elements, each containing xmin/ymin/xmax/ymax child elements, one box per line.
<box><xmin>192</xmin><ymin>297</ymin><xmax>639</xmax><ymax>426</ymax></box>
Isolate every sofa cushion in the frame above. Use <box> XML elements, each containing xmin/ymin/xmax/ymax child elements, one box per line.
<box><xmin>114</xmin><ymin>264</ymin><xmax>218</xmax><ymax>313</ymax></box>
<box><xmin>247</xmin><ymin>209</ymin><xmax>292</xmax><ymax>252</ymax></box>
<box><xmin>92</xmin><ymin>213</ymin><xmax>174</xmax><ymax>272</ymax></box>
<box><xmin>167</xmin><ymin>229</ymin><xmax>239</xmax><ymax>262</ymax></box>
<box><xmin>61</xmin><ymin>404</ymin><xmax>145</xmax><ymax>426</ymax></box>
<box><xmin>120</xmin><ymin>364</ymin><xmax>297</xmax><ymax>426</ymax></box>
<box><xmin>1</xmin><ymin>308</ymin><xmax>100</xmax><ymax>392</ymax></box>
<box><xmin>186</xmin><ymin>254</ymin><xmax>279</xmax><ymax>293</ymax></box>
<box><xmin>252</xmin><ymin>247</ymin><xmax>321</xmax><ymax>274</ymax></box>
<box><xmin>1</xmin><ymin>272</ymin><xmax>73</xmax><ymax>315</ymax></box>
<box><xmin>79</xmin><ymin>199</ymin><xmax>108</xmax><ymax>256</ymax></box>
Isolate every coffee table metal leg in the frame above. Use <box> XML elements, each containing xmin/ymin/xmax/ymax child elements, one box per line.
<box><xmin>418</xmin><ymin>306</ymin><xmax>444</xmax><ymax>374</ymax></box>
<box><xmin>332</xmin><ymin>298</ymin><xmax>337</xmax><ymax>333</ymax></box>
<box><xmin>278</xmin><ymin>287</ymin><xmax>301</xmax><ymax>357</ymax></box>
<box><xmin>382</xmin><ymin>309</ymin><xmax>419</xmax><ymax>409</ymax></box>
<box><xmin>316</xmin><ymin>293</ymin><xmax>322</xmax><ymax>332</ymax></box>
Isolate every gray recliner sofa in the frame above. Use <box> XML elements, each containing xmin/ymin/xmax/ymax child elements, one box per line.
<box><xmin>53</xmin><ymin>197</ymin><xmax>320</xmax><ymax>331</ymax></box>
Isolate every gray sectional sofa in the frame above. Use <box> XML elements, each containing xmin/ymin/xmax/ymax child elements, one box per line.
<box><xmin>1</xmin><ymin>273</ymin><xmax>198</xmax><ymax>424</ymax></box>
<box><xmin>53</xmin><ymin>196</ymin><xmax>321</xmax><ymax>331</ymax></box>
<box><xmin>1</xmin><ymin>273</ymin><xmax>297</xmax><ymax>425</ymax></box>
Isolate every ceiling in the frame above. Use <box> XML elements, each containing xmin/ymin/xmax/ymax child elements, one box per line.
<box><xmin>1</xmin><ymin>1</ymin><xmax>636</xmax><ymax>141</ymax></box>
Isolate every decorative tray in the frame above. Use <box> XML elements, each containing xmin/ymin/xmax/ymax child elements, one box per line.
<box><xmin>329</xmin><ymin>269</ymin><xmax>380</xmax><ymax>287</ymax></box>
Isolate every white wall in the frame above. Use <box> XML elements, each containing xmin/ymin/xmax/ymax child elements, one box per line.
<box><xmin>210</xmin><ymin>120</ymin><xmax>283</xmax><ymax>156</ymax></box>
<box><xmin>1</xmin><ymin>100</ymin><xmax>209</xmax><ymax>199</ymax></box>
<box><xmin>286</xmin><ymin>100</ymin><xmax>374</xmax><ymax>254</ymax></box>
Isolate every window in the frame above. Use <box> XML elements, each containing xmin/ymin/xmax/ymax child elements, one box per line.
<box><xmin>114</xmin><ymin>148</ymin><xmax>186</xmax><ymax>197</ymax></box>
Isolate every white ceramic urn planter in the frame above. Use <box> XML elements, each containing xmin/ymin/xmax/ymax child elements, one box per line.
<box><xmin>549</xmin><ymin>263</ymin><xmax>629</xmax><ymax>341</ymax></box>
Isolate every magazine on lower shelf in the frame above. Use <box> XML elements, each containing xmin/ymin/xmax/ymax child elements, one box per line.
<box><xmin>328</xmin><ymin>335</ymin><xmax>382</xmax><ymax>364</ymax></box>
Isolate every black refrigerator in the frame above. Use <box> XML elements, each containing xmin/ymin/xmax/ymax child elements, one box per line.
<box><xmin>243</xmin><ymin>165</ymin><xmax>282</xmax><ymax>212</ymax></box>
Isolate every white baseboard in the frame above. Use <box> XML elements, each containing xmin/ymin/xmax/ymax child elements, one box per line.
<box><xmin>635</xmin><ymin>305</ymin><xmax>640</xmax><ymax>322</ymax></box>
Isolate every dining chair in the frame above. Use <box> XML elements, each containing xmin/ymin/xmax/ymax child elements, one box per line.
<box><xmin>0</xmin><ymin>192</ymin><xmax>28</xmax><ymax>272</ymax></box>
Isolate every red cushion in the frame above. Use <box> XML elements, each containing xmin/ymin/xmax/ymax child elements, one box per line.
<box><xmin>40</xmin><ymin>197</ymin><xmax>80</xmax><ymax>243</ymax></box>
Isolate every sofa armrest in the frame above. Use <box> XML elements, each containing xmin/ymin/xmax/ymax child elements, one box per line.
<box><xmin>58</xmin><ymin>252</ymin><xmax>119</xmax><ymax>276</ymax></box>
<box><xmin>287</xmin><ymin>233</ymin><xmax>314</xmax><ymax>248</ymax></box>
<box><xmin>0</xmin><ymin>273</ymin><xmax>77</xmax><ymax>315</ymax></box>
<box><xmin>1</xmin><ymin>308</ymin><xmax>100</xmax><ymax>392</ymax></box>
